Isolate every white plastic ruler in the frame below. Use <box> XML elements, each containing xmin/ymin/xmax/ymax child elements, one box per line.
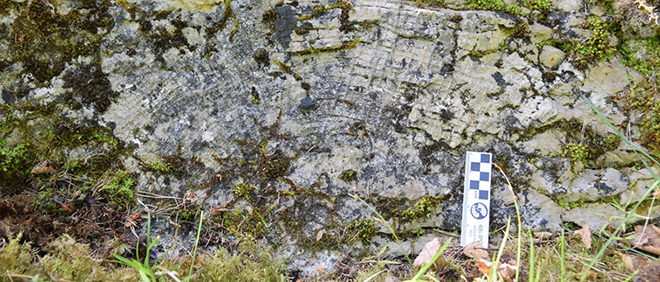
<box><xmin>461</xmin><ymin>151</ymin><xmax>492</xmax><ymax>248</ymax></box>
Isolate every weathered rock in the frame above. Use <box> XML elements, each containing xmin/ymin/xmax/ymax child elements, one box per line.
<box><xmin>619</xmin><ymin>168</ymin><xmax>659</xmax><ymax>205</ymax></box>
<box><xmin>519</xmin><ymin>190</ymin><xmax>565</xmax><ymax>231</ymax></box>
<box><xmin>539</xmin><ymin>45</ymin><xmax>566</xmax><ymax>69</ymax></box>
<box><xmin>529</xmin><ymin>23</ymin><xmax>553</xmax><ymax>44</ymax></box>
<box><xmin>1</xmin><ymin>0</ymin><xmax>659</xmax><ymax>273</ymax></box>
<box><xmin>535</xmin><ymin>167</ymin><xmax>630</xmax><ymax>202</ymax></box>
<box><xmin>561</xmin><ymin>203</ymin><xmax>626</xmax><ymax>231</ymax></box>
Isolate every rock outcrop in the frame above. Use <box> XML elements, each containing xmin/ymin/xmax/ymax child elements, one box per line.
<box><xmin>1</xmin><ymin>0</ymin><xmax>659</xmax><ymax>274</ymax></box>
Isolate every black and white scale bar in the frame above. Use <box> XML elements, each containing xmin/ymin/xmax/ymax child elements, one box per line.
<box><xmin>461</xmin><ymin>151</ymin><xmax>492</xmax><ymax>248</ymax></box>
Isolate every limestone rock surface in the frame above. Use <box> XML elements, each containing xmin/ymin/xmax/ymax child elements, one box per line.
<box><xmin>1</xmin><ymin>0</ymin><xmax>659</xmax><ymax>273</ymax></box>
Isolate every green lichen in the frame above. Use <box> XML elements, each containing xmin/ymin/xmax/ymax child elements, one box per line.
<box><xmin>347</xmin><ymin>218</ymin><xmax>376</xmax><ymax>244</ymax></box>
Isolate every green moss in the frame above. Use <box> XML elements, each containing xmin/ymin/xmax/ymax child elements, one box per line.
<box><xmin>602</xmin><ymin>134</ymin><xmax>621</xmax><ymax>151</ymax></box>
<box><xmin>347</xmin><ymin>218</ymin><xmax>376</xmax><ymax>244</ymax></box>
<box><xmin>0</xmin><ymin>232</ymin><xmax>287</xmax><ymax>281</ymax></box>
<box><xmin>521</xmin><ymin>0</ymin><xmax>550</xmax><ymax>12</ymax></box>
<box><xmin>146</xmin><ymin>160</ymin><xmax>173</xmax><ymax>174</ymax></box>
<box><xmin>102</xmin><ymin>171</ymin><xmax>136</xmax><ymax>210</ymax></box>
<box><xmin>339</xmin><ymin>169</ymin><xmax>358</xmax><ymax>182</ymax></box>
<box><xmin>398</xmin><ymin>195</ymin><xmax>442</xmax><ymax>221</ymax></box>
<box><xmin>177</xmin><ymin>205</ymin><xmax>201</xmax><ymax>222</ymax></box>
<box><xmin>620</xmin><ymin>38</ymin><xmax>660</xmax><ymax>77</ymax></box>
<box><xmin>234</xmin><ymin>182</ymin><xmax>255</xmax><ymax>198</ymax></box>
<box><xmin>618</xmin><ymin>38</ymin><xmax>660</xmax><ymax>155</ymax></box>
<box><xmin>8</xmin><ymin>0</ymin><xmax>114</xmax><ymax>83</ymax></box>
<box><xmin>262</xmin><ymin>8</ymin><xmax>278</xmax><ymax>29</ymax></box>
<box><xmin>505</xmin><ymin>4</ymin><xmax>527</xmax><ymax>16</ymax></box>
<box><xmin>0</xmin><ymin>142</ymin><xmax>28</xmax><ymax>173</ymax></box>
<box><xmin>564</xmin><ymin>143</ymin><xmax>591</xmax><ymax>164</ymax></box>
<box><xmin>571</xmin><ymin>16</ymin><xmax>617</xmax><ymax>67</ymax></box>
<box><xmin>467</xmin><ymin>0</ymin><xmax>504</xmax><ymax>11</ymax></box>
<box><xmin>36</xmin><ymin>188</ymin><xmax>56</xmax><ymax>209</ymax></box>
<box><xmin>92</xmin><ymin>131</ymin><xmax>118</xmax><ymax>147</ymax></box>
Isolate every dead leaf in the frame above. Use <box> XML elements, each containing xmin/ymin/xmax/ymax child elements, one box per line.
<box><xmin>475</xmin><ymin>259</ymin><xmax>517</xmax><ymax>281</ymax></box>
<box><xmin>413</xmin><ymin>238</ymin><xmax>446</xmax><ymax>268</ymax></box>
<box><xmin>31</xmin><ymin>160</ymin><xmax>57</xmax><ymax>174</ymax></box>
<box><xmin>464</xmin><ymin>241</ymin><xmax>489</xmax><ymax>260</ymax></box>
<box><xmin>476</xmin><ymin>259</ymin><xmax>492</xmax><ymax>276</ymax></box>
<box><xmin>629</xmin><ymin>225</ymin><xmax>660</xmax><ymax>256</ymax></box>
<box><xmin>498</xmin><ymin>263</ymin><xmax>517</xmax><ymax>281</ymax></box>
<box><xmin>574</xmin><ymin>224</ymin><xmax>592</xmax><ymax>249</ymax></box>
<box><xmin>60</xmin><ymin>202</ymin><xmax>75</xmax><ymax>215</ymax></box>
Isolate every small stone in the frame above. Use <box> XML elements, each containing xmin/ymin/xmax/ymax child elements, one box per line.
<box><xmin>298</xmin><ymin>97</ymin><xmax>318</xmax><ymax>111</ymax></box>
<box><xmin>539</xmin><ymin>45</ymin><xmax>566</xmax><ymax>69</ymax></box>
<box><xmin>530</xmin><ymin>23</ymin><xmax>553</xmax><ymax>44</ymax></box>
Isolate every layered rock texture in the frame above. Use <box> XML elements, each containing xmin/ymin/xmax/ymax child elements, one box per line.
<box><xmin>1</xmin><ymin>0</ymin><xmax>659</xmax><ymax>273</ymax></box>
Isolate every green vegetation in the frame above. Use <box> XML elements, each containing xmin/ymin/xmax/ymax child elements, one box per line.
<box><xmin>467</xmin><ymin>0</ymin><xmax>504</xmax><ymax>11</ymax></box>
<box><xmin>466</xmin><ymin>0</ymin><xmax>549</xmax><ymax>16</ymax></box>
<box><xmin>102</xmin><ymin>170</ymin><xmax>136</xmax><ymax>210</ymax></box>
<box><xmin>339</xmin><ymin>169</ymin><xmax>358</xmax><ymax>182</ymax></box>
<box><xmin>572</xmin><ymin>16</ymin><xmax>617</xmax><ymax>66</ymax></box>
<box><xmin>521</xmin><ymin>0</ymin><xmax>551</xmax><ymax>12</ymax></box>
<box><xmin>234</xmin><ymin>182</ymin><xmax>256</xmax><ymax>198</ymax></box>
<box><xmin>563</xmin><ymin>143</ymin><xmax>591</xmax><ymax>164</ymax></box>
<box><xmin>0</xmin><ymin>141</ymin><xmax>27</xmax><ymax>173</ymax></box>
<box><xmin>603</xmin><ymin>134</ymin><xmax>621</xmax><ymax>151</ymax></box>
<box><xmin>398</xmin><ymin>195</ymin><xmax>442</xmax><ymax>221</ymax></box>
<box><xmin>618</xmin><ymin>38</ymin><xmax>660</xmax><ymax>156</ymax></box>
<box><xmin>347</xmin><ymin>218</ymin><xmax>377</xmax><ymax>244</ymax></box>
<box><xmin>145</xmin><ymin>160</ymin><xmax>173</xmax><ymax>174</ymax></box>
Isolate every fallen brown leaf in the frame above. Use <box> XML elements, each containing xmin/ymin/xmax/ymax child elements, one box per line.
<box><xmin>475</xmin><ymin>259</ymin><xmax>517</xmax><ymax>281</ymax></box>
<box><xmin>413</xmin><ymin>238</ymin><xmax>445</xmax><ymax>268</ymax></box>
<box><xmin>476</xmin><ymin>259</ymin><xmax>492</xmax><ymax>276</ymax></box>
<box><xmin>574</xmin><ymin>224</ymin><xmax>592</xmax><ymax>249</ymax></box>
<box><xmin>31</xmin><ymin>160</ymin><xmax>57</xmax><ymax>174</ymax></box>
<box><xmin>464</xmin><ymin>241</ymin><xmax>489</xmax><ymax>260</ymax></box>
<box><xmin>629</xmin><ymin>225</ymin><xmax>660</xmax><ymax>256</ymax></box>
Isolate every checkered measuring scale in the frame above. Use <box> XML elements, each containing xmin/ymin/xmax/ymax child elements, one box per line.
<box><xmin>461</xmin><ymin>152</ymin><xmax>492</xmax><ymax>248</ymax></box>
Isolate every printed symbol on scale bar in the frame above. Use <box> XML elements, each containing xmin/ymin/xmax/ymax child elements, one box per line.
<box><xmin>470</xmin><ymin>203</ymin><xmax>488</xmax><ymax>220</ymax></box>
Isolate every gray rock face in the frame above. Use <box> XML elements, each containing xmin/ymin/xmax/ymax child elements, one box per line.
<box><xmin>1</xmin><ymin>0</ymin><xmax>659</xmax><ymax>273</ymax></box>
